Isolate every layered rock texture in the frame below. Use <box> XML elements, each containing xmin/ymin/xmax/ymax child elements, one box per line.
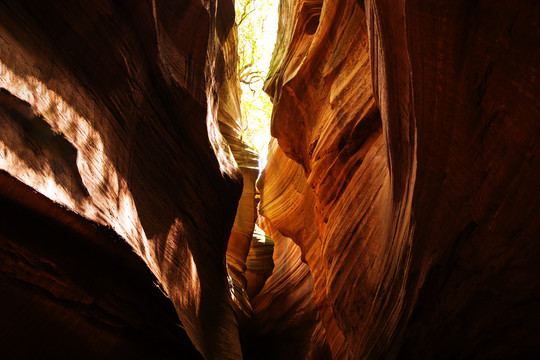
<box><xmin>0</xmin><ymin>0</ymin><xmax>247</xmax><ymax>358</ymax></box>
<box><xmin>258</xmin><ymin>0</ymin><xmax>540</xmax><ymax>359</ymax></box>
<box><xmin>1</xmin><ymin>0</ymin><xmax>539</xmax><ymax>359</ymax></box>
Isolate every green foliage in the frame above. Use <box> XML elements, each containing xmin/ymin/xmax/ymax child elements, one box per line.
<box><xmin>235</xmin><ymin>0</ymin><xmax>278</xmax><ymax>155</ymax></box>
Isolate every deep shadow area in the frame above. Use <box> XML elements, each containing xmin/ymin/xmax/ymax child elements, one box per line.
<box><xmin>0</xmin><ymin>170</ymin><xmax>203</xmax><ymax>360</ymax></box>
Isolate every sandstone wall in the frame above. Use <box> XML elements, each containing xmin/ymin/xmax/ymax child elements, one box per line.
<box><xmin>0</xmin><ymin>1</ymin><xmax>246</xmax><ymax>359</ymax></box>
<box><xmin>1</xmin><ymin>0</ymin><xmax>539</xmax><ymax>358</ymax></box>
<box><xmin>259</xmin><ymin>0</ymin><xmax>540</xmax><ymax>358</ymax></box>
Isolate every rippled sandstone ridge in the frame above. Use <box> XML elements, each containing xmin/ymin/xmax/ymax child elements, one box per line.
<box><xmin>0</xmin><ymin>0</ymin><xmax>539</xmax><ymax>359</ymax></box>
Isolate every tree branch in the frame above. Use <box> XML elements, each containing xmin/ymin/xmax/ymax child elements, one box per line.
<box><xmin>236</xmin><ymin>0</ymin><xmax>256</xmax><ymax>26</ymax></box>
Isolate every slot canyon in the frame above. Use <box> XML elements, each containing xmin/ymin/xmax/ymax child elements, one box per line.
<box><xmin>0</xmin><ymin>0</ymin><xmax>539</xmax><ymax>359</ymax></box>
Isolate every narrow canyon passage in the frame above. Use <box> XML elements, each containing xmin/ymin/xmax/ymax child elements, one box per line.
<box><xmin>0</xmin><ymin>1</ymin><xmax>539</xmax><ymax>360</ymax></box>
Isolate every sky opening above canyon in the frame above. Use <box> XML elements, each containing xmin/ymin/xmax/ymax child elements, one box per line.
<box><xmin>235</xmin><ymin>0</ymin><xmax>279</xmax><ymax>170</ymax></box>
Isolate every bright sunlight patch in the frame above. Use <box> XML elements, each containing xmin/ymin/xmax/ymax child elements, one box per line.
<box><xmin>235</xmin><ymin>0</ymin><xmax>278</xmax><ymax>169</ymax></box>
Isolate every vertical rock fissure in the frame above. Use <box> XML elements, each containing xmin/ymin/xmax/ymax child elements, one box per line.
<box><xmin>222</xmin><ymin>0</ymin><xmax>279</xmax><ymax>323</ymax></box>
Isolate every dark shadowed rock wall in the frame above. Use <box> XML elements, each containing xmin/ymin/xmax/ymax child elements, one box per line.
<box><xmin>0</xmin><ymin>0</ymin><xmax>247</xmax><ymax>359</ymax></box>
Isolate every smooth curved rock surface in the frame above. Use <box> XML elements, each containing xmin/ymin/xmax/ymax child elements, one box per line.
<box><xmin>0</xmin><ymin>1</ymin><xmax>245</xmax><ymax>359</ymax></box>
<box><xmin>261</xmin><ymin>0</ymin><xmax>540</xmax><ymax>358</ymax></box>
<box><xmin>1</xmin><ymin>0</ymin><xmax>539</xmax><ymax>359</ymax></box>
<box><xmin>244</xmin><ymin>224</ymin><xmax>274</xmax><ymax>300</ymax></box>
<box><xmin>242</xmin><ymin>208</ymin><xmax>330</xmax><ymax>360</ymax></box>
<box><xmin>262</xmin><ymin>0</ymin><xmax>384</xmax><ymax>357</ymax></box>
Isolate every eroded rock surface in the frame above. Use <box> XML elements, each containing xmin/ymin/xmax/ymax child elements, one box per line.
<box><xmin>0</xmin><ymin>0</ymin><xmax>245</xmax><ymax>359</ymax></box>
<box><xmin>1</xmin><ymin>0</ymin><xmax>539</xmax><ymax>359</ymax></box>
<box><xmin>259</xmin><ymin>0</ymin><xmax>540</xmax><ymax>358</ymax></box>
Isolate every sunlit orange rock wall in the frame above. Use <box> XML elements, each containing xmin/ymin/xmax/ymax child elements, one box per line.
<box><xmin>260</xmin><ymin>0</ymin><xmax>540</xmax><ymax>358</ymax></box>
<box><xmin>0</xmin><ymin>1</ymin><xmax>245</xmax><ymax>359</ymax></box>
<box><xmin>261</xmin><ymin>0</ymin><xmax>385</xmax><ymax>358</ymax></box>
<box><xmin>244</xmin><ymin>141</ymin><xmax>331</xmax><ymax>360</ymax></box>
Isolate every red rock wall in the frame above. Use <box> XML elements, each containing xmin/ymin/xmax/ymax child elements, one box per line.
<box><xmin>0</xmin><ymin>1</ymin><xmax>246</xmax><ymax>359</ymax></box>
<box><xmin>246</xmin><ymin>147</ymin><xmax>331</xmax><ymax>359</ymax></box>
<box><xmin>260</xmin><ymin>0</ymin><xmax>386</xmax><ymax>357</ymax></box>
<box><xmin>260</xmin><ymin>0</ymin><xmax>540</xmax><ymax>358</ymax></box>
<box><xmin>365</xmin><ymin>0</ymin><xmax>540</xmax><ymax>358</ymax></box>
<box><xmin>1</xmin><ymin>0</ymin><xmax>539</xmax><ymax>358</ymax></box>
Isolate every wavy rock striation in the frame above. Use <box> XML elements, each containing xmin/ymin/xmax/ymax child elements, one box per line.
<box><xmin>260</xmin><ymin>0</ymin><xmax>385</xmax><ymax>357</ymax></box>
<box><xmin>246</xmin><ymin>145</ymin><xmax>331</xmax><ymax>359</ymax></box>
<box><xmin>259</xmin><ymin>0</ymin><xmax>540</xmax><ymax>358</ymax></box>
<box><xmin>0</xmin><ymin>1</ymin><xmax>247</xmax><ymax>359</ymax></box>
<box><xmin>1</xmin><ymin>0</ymin><xmax>539</xmax><ymax>359</ymax></box>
